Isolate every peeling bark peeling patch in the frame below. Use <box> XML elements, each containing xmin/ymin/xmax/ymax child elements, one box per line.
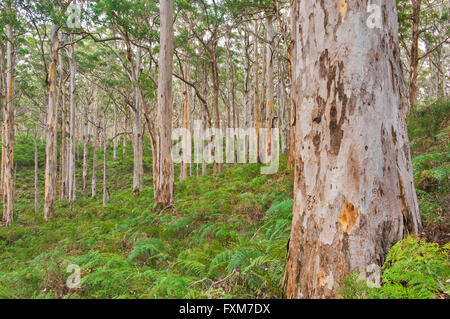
<box><xmin>325</xmin><ymin>272</ymin><xmax>334</xmax><ymax>290</ymax></box>
<box><xmin>319</xmin><ymin>50</ymin><xmax>329</xmax><ymax>79</ymax></box>
<box><xmin>339</xmin><ymin>0</ymin><xmax>348</xmax><ymax>22</ymax></box>
<box><xmin>338</xmin><ymin>200</ymin><xmax>359</xmax><ymax>233</ymax></box>
<box><xmin>329</xmin><ymin>104</ymin><xmax>344</xmax><ymax>155</ymax></box>
<box><xmin>319</xmin><ymin>0</ymin><xmax>328</xmax><ymax>30</ymax></box>
<box><xmin>391</xmin><ymin>125</ymin><xmax>397</xmax><ymax>145</ymax></box>
<box><xmin>313</xmin><ymin>133</ymin><xmax>321</xmax><ymax>153</ymax></box>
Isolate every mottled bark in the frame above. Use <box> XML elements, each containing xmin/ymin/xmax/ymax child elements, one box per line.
<box><xmin>2</xmin><ymin>20</ymin><xmax>15</xmax><ymax>226</ymax></box>
<box><xmin>43</xmin><ymin>25</ymin><xmax>59</xmax><ymax>220</ymax></box>
<box><xmin>154</xmin><ymin>0</ymin><xmax>174</xmax><ymax>207</ymax></box>
<box><xmin>67</xmin><ymin>41</ymin><xmax>76</xmax><ymax>207</ymax></box>
<box><xmin>59</xmin><ymin>50</ymin><xmax>68</xmax><ymax>200</ymax></box>
<box><xmin>0</xmin><ymin>42</ymin><xmax>5</xmax><ymax>197</ymax></box>
<box><xmin>284</xmin><ymin>0</ymin><xmax>422</xmax><ymax>298</ymax></box>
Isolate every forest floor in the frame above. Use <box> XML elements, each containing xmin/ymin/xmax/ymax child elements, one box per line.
<box><xmin>0</xmin><ymin>100</ymin><xmax>448</xmax><ymax>299</ymax></box>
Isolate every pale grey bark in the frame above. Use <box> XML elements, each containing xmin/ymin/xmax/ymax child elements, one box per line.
<box><xmin>91</xmin><ymin>90</ymin><xmax>99</xmax><ymax>198</ymax></box>
<box><xmin>284</xmin><ymin>0</ymin><xmax>422</xmax><ymax>298</ymax></box>
<box><xmin>67</xmin><ymin>41</ymin><xmax>76</xmax><ymax>207</ymax></box>
<box><xmin>43</xmin><ymin>25</ymin><xmax>59</xmax><ymax>220</ymax></box>
<box><xmin>155</xmin><ymin>0</ymin><xmax>174</xmax><ymax>207</ymax></box>
<box><xmin>2</xmin><ymin>18</ymin><xmax>15</xmax><ymax>226</ymax></box>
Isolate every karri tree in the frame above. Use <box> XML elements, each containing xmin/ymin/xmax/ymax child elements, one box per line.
<box><xmin>284</xmin><ymin>0</ymin><xmax>422</xmax><ymax>298</ymax></box>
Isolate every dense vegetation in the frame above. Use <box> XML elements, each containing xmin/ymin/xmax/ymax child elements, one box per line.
<box><xmin>0</xmin><ymin>100</ymin><xmax>448</xmax><ymax>299</ymax></box>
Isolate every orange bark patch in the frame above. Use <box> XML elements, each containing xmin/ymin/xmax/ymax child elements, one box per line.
<box><xmin>339</xmin><ymin>0</ymin><xmax>348</xmax><ymax>22</ymax></box>
<box><xmin>338</xmin><ymin>200</ymin><xmax>359</xmax><ymax>233</ymax></box>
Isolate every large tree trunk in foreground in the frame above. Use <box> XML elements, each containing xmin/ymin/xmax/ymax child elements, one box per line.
<box><xmin>154</xmin><ymin>0</ymin><xmax>174</xmax><ymax>207</ymax></box>
<box><xmin>2</xmin><ymin>20</ymin><xmax>15</xmax><ymax>226</ymax></box>
<box><xmin>284</xmin><ymin>0</ymin><xmax>422</xmax><ymax>299</ymax></box>
<box><xmin>43</xmin><ymin>25</ymin><xmax>59</xmax><ymax>220</ymax></box>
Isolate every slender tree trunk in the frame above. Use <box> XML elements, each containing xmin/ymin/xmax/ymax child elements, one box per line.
<box><xmin>43</xmin><ymin>25</ymin><xmax>59</xmax><ymax>220</ymax></box>
<box><xmin>265</xmin><ymin>15</ymin><xmax>275</xmax><ymax>159</ymax></box>
<box><xmin>59</xmin><ymin>50</ymin><xmax>68</xmax><ymax>200</ymax></box>
<box><xmin>103</xmin><ymin>110</ymin><xmax>108</xmax><ymax>206</ymax></box>
<box><xmin>243</xmin><ymin>28</ymin><xmax>251</xmax><ymax>163</ymax></box>
<box><xmin>123</xmin><ymin>107</ymin><xmax>129</xmax><ymax>156</ymax></box>
<box><xmin>155</xmin><ymin>0</ymin><xmax>174</xmax><ymax>207</ymax></box>
<box><xmin>0</xmin><ymin>41</ymin><xmax>5</xmax><ymax>197</ymax></box>
<box><xmin>211</xmin><ymin>43</ymin><xmax>222</xmax><ymax>175</ymax></box>
<box><xmin>91</xmin><ymin>89</ymin><xmax>99</xmax><ymax>198</ymax></box>
<box><xmin>408</xmin><ymin>0</ymin><xmax>422</xmax><ymax>110</ymax></box>
<box><xmin>284</xmin><ymin>0</ymin><xmax>422</xmax><ymax>298</ymax></box>
<box><xmin>34</xmin><ymin>130</ymin><xmax>39</xmax><ymax>213</ymax></box>
<box><xmin>113</xmin><ymin>104</ymin><xmax>117</xmax><ymax>161</ymax></box>
<box><xmin>2</xmin><ymin>19</ymin><xmax>15</xmax><ymax>226</ymax></box>
<box><xmin>202</xmin><ymin>63</ymin><xmax>208</xmax><ymax>176</ymax></box>
<box><xmin>132</xmin><ymin>47</ymin><xmax>144</xmax><ymax>196</ymax></box>
<box><xmin>82</xmin><ymin>96</ymin><xmax>89</xmax><ymax>193</ymax></box>
<box><xmin>231</xmin><ymin>58</ymin><xmax>238</xmax><ymax>164</ymax></box>
<box><xmin>182</xmin><ymin>63</ymin><xmax>190</xmax><ymax>180</ymax></box>
<box><xmin>67</xmin><ymin>41</ymin><xmax>76</xmax><ymax>208</ymax></box>
<box><xmin>253</xmin><ymin>20</ymin><xmax>261</xmax><ymax>163</ymax></box>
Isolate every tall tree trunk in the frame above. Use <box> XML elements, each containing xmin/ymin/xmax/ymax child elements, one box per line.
<box><xmin>43</xmin><ymin>25</ymin><xmax>59</xmax><ymax>220</ymax></box>
<box><xmin>408</xmin><ymin>0</ymin><xmax>422</xmax><ymax>110</ymax></box>
<box><xmin>284</xmin><ymin>0</ymin><xmax>422</xmax><ymax>298</ymax></box>
<box><xmin>82</xmin><ymin>96</ymin><xmax>90</xmax><ymax>193</ymax></box>
<box><xmin>67</xmin><ymin>41</ymin><xmax>76</xmax><ymax>208</ymax></box>
<box><xmin>231</xmin><ymin>57</ymin><xmax>238</xmax><ymax>164</ymax></box>
<box><xmin>123</xmin><ymin>107</ymin><xmax>129</xmax><ymax>156</ymax></box>
<box><xmin>182</xmin><ymin>63</ymin><xmax>190</xmax><ymax>180</ymax></box>
<box><xmin>59</xmin><ymin>50</ymin><xmax>68</xmax><ymax>200</ymax></box>
<box><xmin>103</xmin><ymin>110</ymin><xmax>108</xmax><ymax>206</ymax></box>
<box><xmin>2</xmin><ymin>19</ymin><xmax>15</xmax><ymax>226</ymax></box>
<box><xmin>202</xmin><ymin>63</ymin><xmax>208</xmax><ymax>176</ymax></box>
<box><xmin>265</xmin><ymin>15</ymin><xmax>275</xmax><ymax>160</ymax></box>
<box><xmin>253</xmin><ymin>20</ymin><xmax>260</xmax><ymax>163</ymax></box>
<box><xmin>243</xmin><ymin>28</ymin><xmax>251</xmax><ymax>163</ymax></box>
<box><xmin>211</xmin><ymin>42</ymin><xmax>222</xmax><ymax>175</ymax></box>
<box><xmin>0</xmin><ymin>41</ymin><xmax>6</xmax><ymax>197</ymax></box>
<box><xmin>154</xmin><ymin>0</ymin><xmax>174</xmax><ymax>207</ymax></box>
<box><xmin>132</xmin><ymin>47</ymin><xmax>144</xmax><ymax>196</ymax></box>
<box><xmin>113</xmin><ymin>104</ymin><xmax>117</xmax><ymax>161</ymax></box>
<box><xmin>34</xmin><ymin>130</ymin><xmax>39</xmax><ymax>213</ymax></box>
<box><xmin>91</xmin><ymin>89</ymin><xmax>99</xmax><ymax>198</ymax></box>
<box><xmin>278</xmin><ymin>56</ymin><xmax>288</xmax><ymax>154</ymax></box>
